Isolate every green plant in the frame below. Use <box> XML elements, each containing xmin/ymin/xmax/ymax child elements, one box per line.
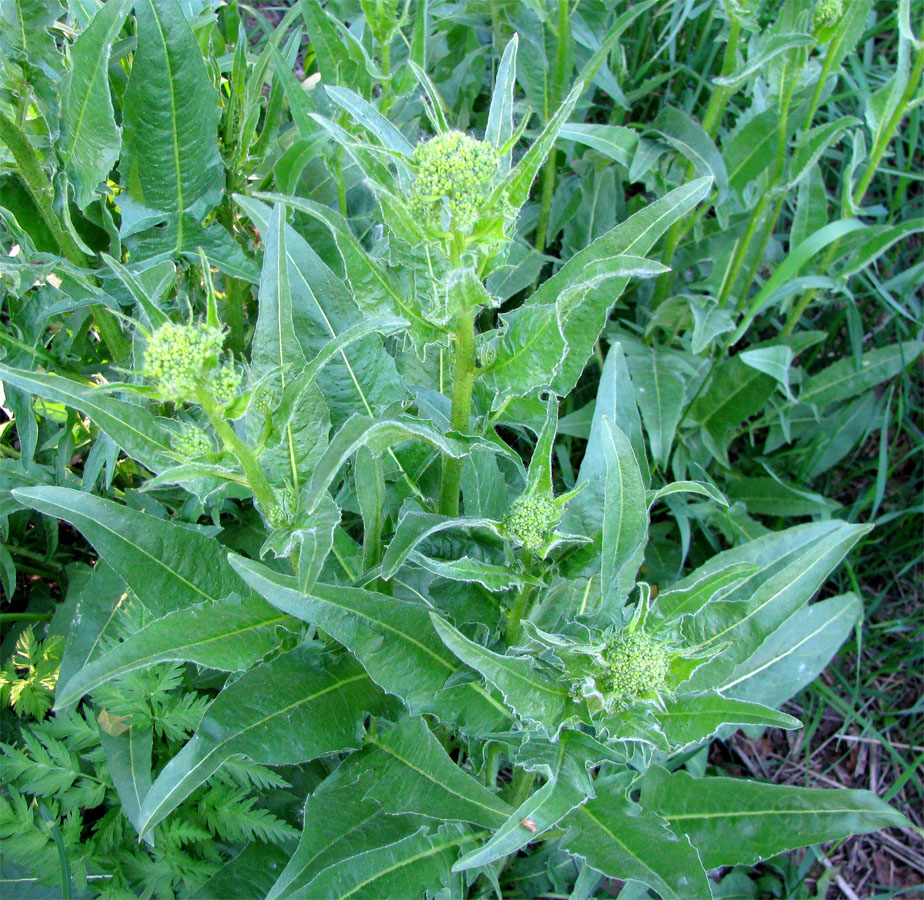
<box><xmin>1</xmin><ymin>0</ymin><xmax>920</xmax><ymax>898</ymax></box>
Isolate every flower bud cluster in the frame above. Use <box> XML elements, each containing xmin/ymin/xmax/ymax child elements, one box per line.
<box><xmin>504</xmin><ymin>493</ymin><xmax>559</xmax><ymax>554</ymax></box>
<box><xmin>250</xmin><ymin>385</ymin><xmax>277</xmax><ymax>416</ymax></box>
<box><xmin>411</xmin><ymin>131</ymin><xmax>497</xmax><ymax>233</ymax></box>
<box><xmin>172</xmin><ymin>425</ymin><xmax>212</xmax><ymax>458</ymax></box>
<box><xmin>142</xmin><ymin>321</ymin><xmax>240</xmax><ymax>408</ymax></box>
<box><xmin>597</xmin><ymin>631</ymin><xmax>669</xmax><ymax>699</ymax></box>
<box><xmin>813</xmin><ymin>0</ymin><xmax>843</xmax><ymax>33</ymax></box>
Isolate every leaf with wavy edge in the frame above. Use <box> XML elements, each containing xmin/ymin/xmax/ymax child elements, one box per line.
<box><xmin>55</xmin><ymin>594</ymin><xmax>291</xmax><ymax>708</ymax></box>
<box><xmin>138</xmin><ymin>648</ymin><xmax>381</xmax><ymax>836</ymax></box>
<box><xmin>229</xmin><ymin>555</ymin><xmax>509</xmax><ymax>735</ymax></box>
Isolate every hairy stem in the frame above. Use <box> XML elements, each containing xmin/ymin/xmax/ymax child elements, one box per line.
<box><xmin>198</xmin><ymin>389</ymin><xmax>276</xmax><ymax>510</ymax></box>
<box><xmin>439</xmin><ymin>305</ymin><xmax>477</xmax><ymax>516</ymax></box>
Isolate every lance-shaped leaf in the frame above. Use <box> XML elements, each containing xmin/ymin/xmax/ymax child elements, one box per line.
<box><xmin>328</xmin><ymin>716</ymin><xmax>512</xmax><ymax>829</ymax></box>
<box><xmin>482</xmin><ymin>179</ymin><xmax>710</xmax><ymax>405</ymax></box>
<box><xmin>656</xmin><ymin>691</ymin><xmax>801</xmax><ymax>749</ymax></box>
<box><xmin>99</xmin><ymin>724</ymin><xmax>153</xmax><ymax>843</ymax></box>
<box><xmin>564</xmin><ymin>343</ymin><xmax>648</xmax><ymax>537</ymax></box>
<box><xmin>560</xmin><ymin>781</ymin><xmax>712</xmax><ymax>900</ymax></box>
<box><xmin>229</xmin><ymin>555</ymin><xmax>510</xmax><ymax>734</ymax></box>
<box><xmin>234</xmin><ymin>196</ymin><xmax>406</xmax><ymax>424</ymax></box>
<box><xmin>267</xmin><ymin>776</ymin><xmax>423</xmax><ymax>900</ymax></box>
<box><xmin>628</xmin><ymin>348</ymin><xmax>686</xmax><ymax>469</ymax></box>
<box><xmin>491</xmin><ymin>1</ymin><xmax>657</xmax><ymax>213</ymax></box>
<box><xmin>138</xmin><ymin>648</ymin><xmax>381</xmax><ymax>835</ymax></box>
<box><xmin>120</xmin><ymin>0</ymin><xmax>223</xmax><ymax>226</ymax></box>
<box><xmin>657</xmin><ymin>520</ymin><xmax>853</xmax><ymax>619</ymax></box>
<box><xmin>55</xmin><ymin>594</ymin><xmax>292</xmax><ymax>708</ymax></box>
<box><xmin>683</xmin><ymin>521</ymin><xmax>871</xmax><ymax>688</ymax></box>
<box><xmin>600</xmin><ymin>419</ymin><xmax>648</xmax><ymax>609</ymax></box>
<box><xmin>252</xmin><ymin>191</ymin><xmax>438</xmax><ymax>346</ymax></box>
<box><xmin>430</xmin><ymin>613</ymin><xmax>571</xmax><ymax>731</ymax></box>
<box><xmin>0</xmin><ymin>364</ymin><xmax>175</xmax><ymax>472</ymax></box>
<box><xmin>298</xmin><ymin>822</ymin><xmax>476</xmax><ymax>900</ymax></box>
<box><xmin>382</xmin><ymin>511</ymin><xmax>499</xmax><ymax>580</ymax></box>
<box><xmin>721</xmin><ymin>593</ymin><xmax>862</xmax><ymax>709</ymax></box>
<box><xmin>689</xmin><ymin>356</ymin><xmax>776</xmax><ymax>466</ymax></box>
<box><xmin>12</xmin><ymin>487</ymin><xmax>248</xmax><ymax>617</ymax></box>
<box><xmin>648</xmin><ymin>562</ymin><xmax>757</xmax><ymax>632</ymax></box>
<box><xmin>641</xmin><ymin>766</ymin><xmax>909</xmax><ymax>869</ymax></box>
<box><xmin>455</xmin><ymin>731</ymin><xmax>614</xmax><ymax>871</ymax></box>
<box><xmin>60</xmin><ymin>0</ymin><xmax>133</xmax><ymax>208</ymax></box>
<box><xmin>650</xmin><ymin>106</ymin><xmax>729</xmax><ymax>204</ymax></box>
<box><xmin>799</xmin><ymin>341</ymin><xmax>923</xmax><ymax>410</ymax></box>
<box><xmin>486</xmin><ymin>35</ymin><xmax>518</xmax><ymax>170</ymax></box>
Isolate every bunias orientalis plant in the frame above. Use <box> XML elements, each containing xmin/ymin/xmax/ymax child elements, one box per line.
<box><xmin>1</xmin><ymin>4</ymin><xmax>914</xmax><ymax>900</ymax></box>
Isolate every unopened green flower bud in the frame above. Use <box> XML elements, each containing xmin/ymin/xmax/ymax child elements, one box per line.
<box><xmin>142</xmin><ymin>321</ymin><xmax>224</xmax><ymax>402</ymax></box>
<box><xmin>209</xmin><ymin>363</ymin><xmax>242</xmax><ymax>409</ymax></box>
<box><xmin>411</xmin><ymin>131</ymin><xmax>497</xmax><ymax>233</ymax></box>
<box><xmin>172</xmin><ymin>425</ymin><xmax>212</xmax><ymax>458</ymax></box>
<box><xmin>504</xmin><ymin>493</ymin><xmax>559</xmax><ymax>554</ymax></box>
<box><xmin>813</xmin><ymin>0</ymin><xmax>843</xmax><ymax>33</ymax></box>
<box><xmin>598</xmin><ymin>631</ymin><xmax>669</xmax><ymax>699</ymax></box>
<box><xmin>250</xmin><ymin>385</ymin><xmax>277</xmax><ymax>416</ymax></box>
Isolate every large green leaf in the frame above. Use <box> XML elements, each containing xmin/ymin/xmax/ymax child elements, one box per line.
<box><xmin>563</xmin><ymin>343</ymin><xmax>648</xmax><ymax>538</ymax></box>
<box><xmin>641</xmin><ymin>766</ymin><xmax>909</xmax><ymax>869</ymax></box>
<box><xmin>326</xmin><ymin>716</ymin><xmax>512</xmax><ymax>829</ymax></box>
<box><xmin>55</xmin><ymin>594</ymin><xmax>292</xmax><ymax>708</ymax></box>
<box><xmin>683</xmin><ymin>520</ymin><xmax>871</xmax><ymax>688</ymax></box>
<box><xmin>59</xmin><ymin>0</ymin><xmax>132</xmax><ymax>208</ymax></box>
<box><xmin>305</xmin><ymin>415</ymin><xmax>469</xmax><ymax>513</ymax></box>
<box><xmin>650</xmin><ymin>106</ymin><xmax>729</xmax><ymax>204</ymax></box>
<box><xmin>296</xmin><ymin>822</ymin><xmax>476</xmax><ymax>900</ymax></box>
<box><xmin>267</xmin><ymin>776</ymin><xmax>423</xmax><ymax>900</ymax></box>
<box><xmin>482</xmin><ymin>178</ymin><xmax>710</xmax><ymax>405</ymax></box>
<box><xmin>656</xmin><ymin>691</ymin><xmax>801</xmax><ymax>749</ymax></box>
<box><xmin>721</xmin><ymin>593</ymin><xmax>862</xmax><ymax>709</ymax></box>
<box><xmin>0</xmin><ymin>363</ymin><xmax>175</xmax><ymax>473</ymax></box>
<box><xmin>252</xmin><ymin>191</ymin><xmax>438</xmax><ymax>348</ymax></box>
<box><xmin>600</xmin><ymin>419</ymin><xmax>648</xmax><ymax>609</ymax></box>
<box><xmin>799</xmin><ymin>341</ymin><xmax>922</xmax><ymax>409</ymax></box>
<box><xmin>382</xmin><ymin>511</ymin><xmax>499</xmax><ymax>580</ymax></box>
<box><xmin>120</xmin><ymin>0</ymin><xmax>223</xmax><ymax>228</ymax></box>
<box><xmin>138</xmin><ymin>648</ymin><xmax>381</xmax><ymax>835</ymax></box>
<box><xmin>99</xmin><ymin>723</ymin><xmax>153</xmax><ymax>843</ymax></box>
<box><xmin>648</xmin><ymin>562</ymin><xmax>757</xmax><ymax>632</ymax></box>
<box><xmin>229</xmin><ymin>555</ymin><xmax>510</xmax><ymax>734</ymax></box>
<box><xmin>628</xmin><ymin>348</ymin><xmax>686</xmax><ymax>469</ymax></box>
<box><xmin>689</xmin><ymin>356</ymin><xmax>776</xmax><ymax>466</ymax></box>
<box><xmin>12</xmin><ymin>487</ymin><xmax>248</xmax><ymax>617</ymax></box>
<box><xmin>430</xmin><ymin>613</ymin><xmax>571</xmax><ymax>732</ymax></box>
<box><xmin>561</xmin><ymin>780</ymin><xmax>713</xmax><ymax>900</ymax></box>
<box><xmin>234</xmin><ymin>196</ymin><xmax>406</xmax><ymax>424</ymax></box>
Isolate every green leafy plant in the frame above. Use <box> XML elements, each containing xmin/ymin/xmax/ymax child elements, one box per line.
<box><xmin>1</xmin><ymin>0</ymin><xmax>920</xmax><ymax>897</ymax></box>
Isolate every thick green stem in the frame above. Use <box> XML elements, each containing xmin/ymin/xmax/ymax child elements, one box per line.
<box><xmin>853</xmin><ymin>46</ymin><xmax>924</xmax><ymax>207</ymax></box>
<box><xmin>199</xmin><ymin>389</ymin><xmax>276</xmax><ymax>510</ymax></box>
<box><xmin>0</xmin><ymin>110</ymin><xmax>130</xmax><ymax>361</ymax></box>
<box><xmin>504</xmin><ymin>583</ymin><xmax>532</xmax><ymax>646</ymax></box>
<box><xmin>439</xmin><ymin>305</ymin><xmax>477</xmax><ymax>516</ymax></box>
<box><xmin>533</xmin><ymin>0</ymin><xmax>571</xmax><ymax>254</ymax></box>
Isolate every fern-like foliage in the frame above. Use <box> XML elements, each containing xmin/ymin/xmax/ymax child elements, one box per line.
<box><xmin>1</xmin><ymin>597</ymin><xmax>301</xmax><ymax>898</ymax></box>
